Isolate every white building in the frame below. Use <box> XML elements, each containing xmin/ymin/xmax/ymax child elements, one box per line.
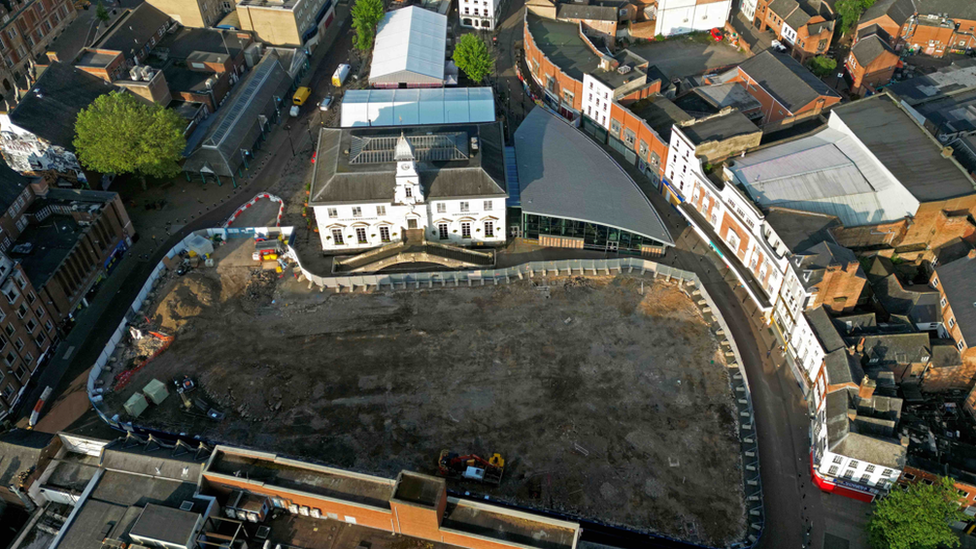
<box><xmin>581</xmin><ymin>74</ymin><xmax>612</xmax><ymax>130</ymax></box>
<box><xmin>369</xmin><ymin>6</ymin><xmax>448</xmax><ymax>88</ymax></box>
<box><xmin>459</xmin><ymin>0</ymin><xmax>499</xmax><ymax>30</ymax></box>
<box><xmin>340</xmin><ymin>88</ymin><xmax>495</xmax><ymax>128</ymax></box>
<box><xmin>654</xmin><ymin>0</ymin><xmax>732</xmax><ymax>37</ymax></box>
<box><xmin>309</xmin><ymin>122</ymin><xmax>508</xmax><ymax>252</ymax></box>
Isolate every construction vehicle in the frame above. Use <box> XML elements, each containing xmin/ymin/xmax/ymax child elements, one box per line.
<box><xmin>437</xmin><ymin>450</ymin><xmax>505</xmax><ymax>484</ymax></box>
<box><xmin>174</xmin><ymin>375</ymin><xmax>196</xmax><ymax>393</ymax></box>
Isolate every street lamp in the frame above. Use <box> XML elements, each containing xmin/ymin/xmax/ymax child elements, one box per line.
<box><xmin>240</xmin><ymin>149</ymin><xmax>250</xmax><ymax>170</ymax></box>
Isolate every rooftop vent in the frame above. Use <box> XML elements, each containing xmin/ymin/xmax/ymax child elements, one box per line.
<box><xmin>180</xmin><ymin>501</ymin><xmax>194</xmax><ymax>511</ymax></box>
<box><xmin>617</xmin><ymin>64</ymin><xmax>632</xmax><ymax>75</ymax></box>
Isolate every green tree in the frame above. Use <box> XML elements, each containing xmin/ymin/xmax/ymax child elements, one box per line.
<box><xmin>352</xmin><ymin>0</ymin><xmax>384</xmax><ymax>52</ymax></box>
<box><xmin>835</xmin><ymin>0</ymin><xmax>876</xmax><ymax>34</ymax></box>
<box><xmin>808</xmin><ymin>55</ymin><xmax>837</xmax><ymax>77</ymax></box>
<box><xmin>867</xmin><ymin>477</ymin><xmax>967</xmax><ymax>549</ymax></box>
<box><xmin>74</xmin><ymin>91</ymin><xmax>186</xmax><ymax>189</ymax></box>
<box><xmin>453</xmin><ymin>34</ymin><xmax>494</xmax><ymax>84</ymax></box>
<box><xmin>95</xmin><ymin>0</ymin><xmax>110</xmax><ymax>24</ymax></box>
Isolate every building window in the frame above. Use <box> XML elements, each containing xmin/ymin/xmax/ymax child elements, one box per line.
<box><xmin>17</xmin><ymin>304</ymin><xmax>26</xmax><ymax>318</ymax></box>
<box><xmin>355</xmin><ymin>227</ymin><xmax>367</xmax><ymax>244</ymax></box>
<box><xmin>437</xmin><ymin>203</ymin><xmax>446</xmax><ymax>213</ymax></box>
<box><xmin>376</xmin><ymin>205</ymin><xmax>386</xmax><ymax>216</ymax></box>
<box><xmin>610</xmin><ymin>118</ymin><xmax>622</xmax><ymax>135</ymax></box>
<box><xmin>833</xmin><ymin>455</ymin><xmax>843</xmax><ymax>464</ymax></box>
<box><xmin>949</xmin><ymin>317</ymin><xmax>956</xmax><ymax>328</ymax></box>
<box><xmin>405</xmin><ymin>187</ymin><xmax>413</xmax><ymax>198</ymax></box>
<box><xmin>484</xmin><ymin>221</ymin><xmax>494</xmax><ymax>237</ymax></box>
<box><xmin>352</xmin><ymin>207</ymin><xmax>362</xmax><ymax>217</ymax></box>
<box><xmin>44</xmin><ymin>320</ymin><xmax>53</xmax><ymax>333</ymax></box>
<box><xmin>959</xmin><ymin>340</ymin><xmax>966</xmax><ymax>351</ymax></box>
<box><xmin>25</xmin><ymin>319</ymin><xmax>35</xmax><ymax>333</ymax></box>
<box><xmin>327</xmin><ymin>207</ymin><xmax>337</xmax><ymax>218</ymax></box>
<box><xmin>461</xmin><ymin>222</ymin><xmax>472</xmax><ymax>239</ymax></box>
<box><xmin>438</xmin><ymin>224</ymin><xmax>448</xmax><ymax>240</ymax></box>
<box><xmin>828</xmin><ymin>465</ymin><xmax>838</xmax><ymax>476</ymax></box>
<box><xmin>843</xmin><ymin>470</ymin><xmax>853</xmax><ymax>479</ymax></box>
<box><xmin>882</xmin><ymin>469</ymin><xmax>893</xmax><ymax>477</ymax></box>
<box><xmin>13</xmin><ymin>338</ymin><xmax>21</xmax><ymax>351</ymax></box>
<box><xmin>866</xmin><ymin>465</ymin><xmax>875</xmax><ymax>473</ymax></box>
<box><xmin>623</xmin><ymin>129</ymin><xmax>636</xmax><ymax>146</ymax></box>
<box><xmin>849</xmin><ymin>460</ymin><xmax>859</xmax><ymax>469</ymax></box>
<box><xmin>932</xmin><ymin>277</ymin><xmax>939</xmax><ymax>287</ymax></box>
<box><xmin>25</xmin><ymin>291</ymin><xmax>34</xmax><ymax>304</ymax></box>
<box><xmin>331</xmin><ymin>229</ymin><xmax>344</xmax><ymax>245</ymax></box>
<box><xmin>460</xmin><ymin>202</ymin><xmax>470</xmax><ymax>213</ymax></box>
<box><xmin>483</xmin><ymin>200</ymin><xmax>492</xmax><ymax>211</ymax></box>
<box><xmin>379</xmin><ymin>226</ymin><xmax>390</xmax><ymax>243</ymax></box>
<box><xmin>860</xmin><ymin>474</ymin><xmax>871</xmax><ymax>484</ymax></box>
<box><xmin>941</xmin><ymin>297</ymin><xmax>948</xmax><ymax>308</ymax></box>
<box><xmin>35</xmin><ymin>331</ymin><xmax>44</xmax><ymax>345</ymax></box>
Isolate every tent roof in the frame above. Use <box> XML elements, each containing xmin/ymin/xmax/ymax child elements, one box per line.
<box><xmin>369</xmin><ymin>6</ymin><xmax>447</xmax><ymax>83</ymax></box>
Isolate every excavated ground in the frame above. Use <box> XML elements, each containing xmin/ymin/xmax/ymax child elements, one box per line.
<box><xmin>102</xmin><ymin>238</ymin><xmax>746</xmax><ymax>545</ymax></box>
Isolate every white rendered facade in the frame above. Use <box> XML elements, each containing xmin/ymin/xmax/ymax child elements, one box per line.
<box><xmin>459</xmin><ymin>0</ymin><xmax>499</xmax><ymax>29</ymax></box>
<box><xmin>582</xmin><ymin>74</ymin><xmax>613</xmax><ymax>130</ymax></box>
<box><xmin>314</xmin><ymin>135</ymin><xmax>506</xmax><ymax>251</ymax></box>
<box><xmin>654</xmin><ymin>0</ymin><xmax>732</xmax><ymax>37</ymax></box>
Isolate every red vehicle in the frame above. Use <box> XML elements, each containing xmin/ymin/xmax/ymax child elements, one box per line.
<box><xmin>710</xmin><ymin>27</ymin><xmax>724</xmax><ymax>41</ymax></box>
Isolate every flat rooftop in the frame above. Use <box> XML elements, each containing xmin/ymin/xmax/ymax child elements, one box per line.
<box><xmin>75</xmin><ymin>49</ymin><xmax>120</xmax><ymax>68</ymax></box>
<box><xmin>392</xmin><ymin>472</ymin><xmax>445</xmax><ymax>507</ymax></box>
<box><xmin>206</xmin><ymin>450</ymin><xmax>395</xmax><ymax>509</ymax></box>
<box><xmin>260</xmin><ymin>513</ymin><xmax>468</xmax><ymax>549</ymax></box>
<box><xmin>238</xmin><ymin>0</ymin><xmax>298</xmax><ymax>9</ymax></box>
<box><xmin>527</xmin><ymin>13</ymin><xmax>633</xmax><ymax>86</ymax></box>
<box><xmin>11</xmin><ymin>215</ymin><xmax>84</xmax><ymax>287</ymax></box>
<box><xmin>678</xmin><ymin>110</ymin><xmax>760</xmax><ymax>146</ymax></box>
<box><xmin>442</xmin><ymin>500</ymin><xmax>579</xmax><ymax>549</ymax></box>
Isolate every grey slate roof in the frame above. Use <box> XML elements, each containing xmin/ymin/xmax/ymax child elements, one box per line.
<box><xmin>734</xmin><ymin>50</ymin><xmax>840</xmax><ymax>113</ymax></box>
<box><xmin>310</xmin><ymin>122</ymin><xmax>508</xmax><ymax>205</ymax></box>
<box><xmin>832</xmin><ymin>94</ymin><xmax>976</xmax><ymax>201</ymax></box>
<box><xmin>806</xmin><ymin>306</ymin><xmax>846</xmax><ymax>353</ymax></box>
<box><xmin>791</xmin><ymin>241</ymin><xmax>863</xmax><ymax>291</ymax></box>
<box><xmin>556</xmin><ymin>2</ymin><xmax>617</xmax><ymax>21</ymax></box>
<box><xmin>916</xmin><ymin>0</ymin><xmax>976</xmax><ymax>20</ymax></box>
<box><xmin>825</xmin><ymin>390</ymin><xmax>906</xmax><ymax>468</ymax></box>
<box><xmin>935</xmin><ymin>253</ymin><xmax>976</xmax><ymax>345</ymax></box>
<box><xmin>129</xmin><ymin>504</ymin><xmax>200</xmax><ymax>545</ymax></box>
<box><xmin>886</xmin><ymin>58</ymin><xmax>976</xmax><ymax>104</ymax></box>
<box><xmin>852</xmin><ymin>34</ymin><xmax>895</xmax><ymax>66</ymax></box>
<box><xmin>764</xmin><ymin>208</ymin><xmax>840</xmax><ymax>253</ymax></box>
<box><xmin>59</xmin><ymin>500</ymin><xmax>131</xmax><ymax>549</ymax></box>
<box><xmin>9</xmin><ymin>62</ymin><xmax>120</xmax><ymax>150</ymax></box>
<box><xmin>0</xmin><ymin>161</ymin><xmax>30</xmax><ymax>213</ymax></box>
<box><xmin>154</xmin><ymin>27</ymin><xmax>250</xmax><ymax>61</ymax></box>
<box><xmin>95</xmin><ymin>3</ymin><xmax>171</xmax><ymax>55</ymax></box>
<box><xmin>515</xmin><ymin>108</ymin><xmax>674</xmax><ymax>245</ymax></box>
<box><xmin>677</xmin><ymin>110</ymin><xmax>760</xmax><ymax>146</ymax></box>
<box><xmin>859</xmin><ymin>333</ymin><xmax>933</xmax><ymax>365</ymax></box>
<box><xmin>825</xmin><ymin>348</ymin><xmax>864</xmax><ymax>386</ymax></box>
<box><xmin>861</xmin><ymin>0</ymin><xmax>915</xmax><ymax>25</ymax></box>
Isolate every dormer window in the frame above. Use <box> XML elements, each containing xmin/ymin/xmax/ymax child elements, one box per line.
<box><xmin>803</xmin><ymin>270</ymin><xmax>812</xmax><ymax>282</ymax></box>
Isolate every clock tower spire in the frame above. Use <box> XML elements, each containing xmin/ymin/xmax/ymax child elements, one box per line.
<box><xmin>394</xmin><ymin>132</ymin><xmax>422</xmax><ymax>204</ymax></box>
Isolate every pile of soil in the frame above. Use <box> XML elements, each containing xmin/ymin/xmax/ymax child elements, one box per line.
<box><xmin>151</xmin><ymin>274</ymin><xmax>220</xmax><ymax>332</ymax></box>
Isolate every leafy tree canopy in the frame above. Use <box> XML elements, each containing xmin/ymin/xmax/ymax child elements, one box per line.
<box><xmin>73</xmin><ymin>91</ymin><xmax>186</xmax><ymax>188</ymax></box>
<box><xmin>836</xmin><ymin>0</ymin><xmax>877</xmax><ymax>33</ymax></box>
<box><xmin>95</xmin><ymin>0</ymin><xmax>109</xmax><ymax>24</ymax></box>
<box><xmin>453</xmin><ymin>34</ymin><xmax>494</xmax><ymax>84</ymax></box>
<box><xmin>808</xmin><ymin>55</ymin><xmax>837</xmax><ymax>77</ymax></box>
<box><xmin>352</xmin><ymin>0</ymin><xmax>384</xmax><ymax>51</ymax></box>
<box><xmin>867</xmin><ymin>477</ymin><xmax>968</xmax><ymax>549</ymax></box>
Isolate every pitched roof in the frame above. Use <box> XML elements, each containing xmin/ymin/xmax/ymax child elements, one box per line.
<box><xmin>935</xmin><ymin>253</ymin><xmax>976</xmax><ymax>345</ymax></box>
<box><xmin>0</xmin><ymin>160</ymin><xmax>30</xmax><ymax>212</ymax></box>
<box><xmin>851</xmin><ymin>34</ymin><xmax>896</xmax><ymax>67</ymax></box>
<box><xmin>915</xmin><ymin>0</ymin><xmax>976</xmax><ymax>20</ymax></box>
<box><xmin>514</xmin><ymin>108</ymin><xmax>673</xmax><ymax>245</ymax></box>
<box><xmin>0</xmin><ymin>430</ymin><xmax>54</xmax><ymax>487</ymax></box>
<box><xmin>825</xmin><ymin>348</ymin><xmax>864</xmax><ymax>386</ymax></box>
<box><xmin>734</xmin><ymin>50</ymin><xmax>840</xmax><ymax>113</ymax></box>
<box><xmin>9</xmin><ymin>62</ymin><xmax>120</xmax><ymax>150</ymax></box>
<box><xmin>310</xmin><ymin>122</ymin><xmax>507</xmax><ymax>204</ymax></box>
<box><xmin>791</xmin><ymin>241</ymin><xmax>863</xmax><ymax>290</ymax></box>
<box><xmin>806</xmin><ymin>306</ymin><xmax>846</xmax><ymax>353</ymax></box>
<box><xmin>95</xmin><ymin>3</ymin><xmax>171</xmax><ymax>55</ymax></box>
<box><xmin>763</xmin><ymin>207</ymin><xmax>841</xmax><ymax>253</ymax></box>
<box><xmin>628</xmin><ymin>94</ymin><xmax>693</xmax><ymax>142</ymax></box>
<box><xmin>825</xmin><ymin>390</ymin><xmax>906</xmax><ymax>468</ymax></box>
<box><xmin>369</xmin><ymin>6</ymin><xmax>447</xmax><ymax>84</ymax></box>
<box><xmin>861</xmin><ymin>0</ymin><xmax>915</xmax><ymax>25</ymax></box>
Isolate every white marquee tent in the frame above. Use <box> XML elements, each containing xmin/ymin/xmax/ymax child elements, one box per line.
<box><xmin>368</xmin><ymin>6</ymin><xmax>448</xmax><ymax>87</ymax></box>
<box><xmin>340</xmin><ymin>88</ymin><xmax>495</xmax><ymax>127</ymax></box>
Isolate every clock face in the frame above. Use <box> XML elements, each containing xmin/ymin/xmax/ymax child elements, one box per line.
<box><xmin>399</xmin><ymin>163</ymin><xmax>411</xmax><ymax>170</ymax></box>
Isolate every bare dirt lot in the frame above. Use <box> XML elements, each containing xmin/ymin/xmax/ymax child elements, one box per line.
<box><xmin>102</xmin><ymin>239</ymin><xmax>745</xmax><ymax>545</ymax></box>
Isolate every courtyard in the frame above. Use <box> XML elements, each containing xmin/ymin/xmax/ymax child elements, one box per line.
<box><xmin>100</xmin><ymin>237</ymin><xmax>746</xmax><ymax>545</ymax></box>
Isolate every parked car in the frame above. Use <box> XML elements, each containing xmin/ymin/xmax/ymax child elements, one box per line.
<box><xmin>319</xmin><ymin>96</ymin><xmax>333</xmax><ymax>111</ymax></box>
<box><xmin>710</xmin><ymin>28</ymin><xmax>724</xmax><ymax>41</ymax></box>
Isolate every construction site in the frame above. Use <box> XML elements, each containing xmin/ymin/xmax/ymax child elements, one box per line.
<box><xmin>97</xmin><ymin>237</ymin><xmax>746</xmax><ymax>545</ymax></box>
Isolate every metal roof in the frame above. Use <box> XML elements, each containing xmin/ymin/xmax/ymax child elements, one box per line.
<box><xmin>514</xmin><ymin>108</ymin><xmax>673</xmax><ymax>246</ymax></box>
<box><xmin>731</xmin><ymin>126</ymin><xmax>921</xmax><ymax>227</ymax></box>
<box><xmin>369</xmin><ymin>6</ymin><xmax>447</xmax><ymax>85</ymax></box>
<box><xmin>340</xmin><ymin>88</ymin><xmax>495</xmax><ymax>127</ymax></box>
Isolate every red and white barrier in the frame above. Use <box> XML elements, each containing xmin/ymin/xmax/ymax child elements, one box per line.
<box><xmin>223</xmin><ymin>193</ymin><xmax>285</xmax><ymax>228</ymax></box>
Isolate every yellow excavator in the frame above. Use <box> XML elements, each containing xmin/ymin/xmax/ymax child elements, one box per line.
<box><xmin>437</xmin><ymin>450</ymin><xmax>505</xmax><ymax>485</ymax></box>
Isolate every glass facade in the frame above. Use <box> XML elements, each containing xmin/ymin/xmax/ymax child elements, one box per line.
<box><xmin>522</xmin><ymin>213</ymin><xmax>663</xmax><ymax>254</ymax></box>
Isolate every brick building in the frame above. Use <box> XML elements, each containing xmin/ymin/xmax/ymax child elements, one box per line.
<box><xmin>751</xmin><ymin>0</ymin><xmax>835</xmax><ymax>61</ymax></box>
<box><xmin>0</xmin><ymin>0</ymin><xmax>77</xmax><ymax>104</ymax></box>
<box><xmin>0</xmin><ymin>166</ymin><xmax>58</xmax><ymax>420</ymax></box>
<box><xmin>711</xmin><ymin>50</ymin><xmax>841</xmax><ymax>128</ymax></box>
<box><xmin>931</xmin><ymin>250</ymin><xmax>976</xmax><ymax>363</ymax></box>
<box><xmin>857</xmin><ymin>0</ymin><xmax>976</xmax><ymax>57</ymax></box>
<box><xmin>236</xmin><ymin>0</ymin><xmax>336</xmax><ymax>47</ymax></box>
<box><xmin>146</xmin><ymin>0</ymin><xmax>226</xmax><ymax>27</ymax></box>
<box><xmin>846</xmin><ymin>26</ymin><xmax>899</xmax><ymax>94</ymax></box>
<box><xmin>92</xmin><ymin>3</ymin><xmax>173</xmax><ymax>67</ymax></box>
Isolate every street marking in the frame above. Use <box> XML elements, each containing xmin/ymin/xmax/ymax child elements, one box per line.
<box><xmin>62</xmin><ymin>346</ymin><xmax>75</xmax><ymax>360</ymax></box>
